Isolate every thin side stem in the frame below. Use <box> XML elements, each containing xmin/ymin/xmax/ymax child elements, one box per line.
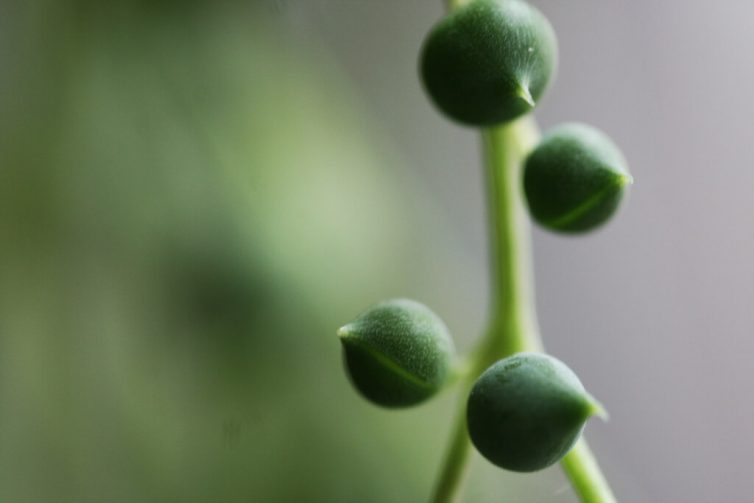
<box><xmin>561</xmin><ymin>440</ymin><xmax>618</xmax><ymax>503</ymax></box>
<box><xmin>430</xmin><ymin>382</ymin><xmax>474</xmax><ymax>503</ymax></box>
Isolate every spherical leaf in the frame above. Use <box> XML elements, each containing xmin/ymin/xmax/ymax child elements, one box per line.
<box><xmin>420</xmin><ymin>0</ymin><xmax>558</xmax><ymax>126</ymax></box>
<box><xmin>338</xmin><ymin>299</ymin><xmax>454</xmax><ymax>408</ymax></box>
<box><xmin>524</xmin><ymin>123</ymin><xmax>632</xmax><ymax>233</ymax></box>
<box><xmin>467</xmin><ymin>353</ymin><xmax>605</xmax><ymax>472</ymax></box>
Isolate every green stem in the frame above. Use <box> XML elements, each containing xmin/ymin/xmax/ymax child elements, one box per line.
<box><xmin>430</xmin><ymin>117</ymin><xmax>539</xmax><ymax>503</ymax></box>
<box><xmin>562</xmin><ymin>440</ymin><xmax>618</xmax><ymax>503</ymax></box>
<box><xmin>429</xmin><ymin>382</ymin><xmax>474</xmax><ymax>503</ymax></box>
<box><xmin>480</xmin><ymin>119</ymin><xmax>542</xmax><ymax>359</ymax></box>
<box><xmin>429</xmin><ymin>118</ymin><xmax>617</xmax><ymax>503</ymax></box>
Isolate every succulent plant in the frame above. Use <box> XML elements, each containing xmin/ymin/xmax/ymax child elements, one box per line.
<box><xmin>338</xmin><ymin>299</ymin><xmax>454</xmax><ymax>407</ymax></box>
<box><xmin>420</xmin><ymin>0</ymin><xmax>557</xmax><ymax>126</ymax></box>
<box><xmin>524</xmin><ymin>123</ymin><xmax>632</xmax><ymax>233</ymax></box>
<box><xmin>467</xmin><ymin>353</ymin><xmax>605</xmax><ymax>472</ymax></box>
<box><xmin>338</xmin><ymin>1</ymin><xmax>632</xmax><ymax>501</ymax></box>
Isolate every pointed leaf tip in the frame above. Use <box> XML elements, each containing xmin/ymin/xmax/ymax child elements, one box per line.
<box><xmin>585</xmin><ymin>394</ymin><xmax>609</xmax><ymax>422</ymax></box>
<box><xmin>336</xmin><ymin>325</ymin><xmax>351</xmax><ymax>339</ymax></box>
<box><xmin>516</xmin><ymin>85</ymin><xmax>536</xmax><ymax>108</ymax></box>
<box><xmin>619</xmin><ymin>173</ymin><xmax>634</xmax><ymax>187</ymax></box>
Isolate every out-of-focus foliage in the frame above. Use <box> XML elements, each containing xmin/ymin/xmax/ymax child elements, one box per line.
<box><xmin>0</xmin><ymin>2</ymin><xmax>459</xmax><ymax>501</ymax></box>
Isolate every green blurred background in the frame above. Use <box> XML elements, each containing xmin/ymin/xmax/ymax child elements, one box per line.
<box><xmin>4</xmin><ymin>1</ymin><xmax>754</xmax><ymax>502</ymax></box>
<box><xmin>0</xmin><ymin>2</ymin><xmax>502</xmax><ymax>501</ymax></box>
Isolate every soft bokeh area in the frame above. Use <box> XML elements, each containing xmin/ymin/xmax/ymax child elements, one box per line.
<box><xmin>1</xmin><ymin>2</ymin><xmax>477</xmax><ymax>502</ymax></box>
<box><xmin>1</xmin><ymin>1</ymin><xmax>752</xmax><ymax>502</ymax></box>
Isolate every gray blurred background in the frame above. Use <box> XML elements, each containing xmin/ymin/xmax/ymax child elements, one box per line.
<box><xmin>1</xmin><ymin>0</ymin><xmax>751</xmax><ymax>502</ymax></box>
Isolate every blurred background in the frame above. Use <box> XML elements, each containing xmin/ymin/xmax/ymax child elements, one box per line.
<box><xmin>1</xmin><ymin>0</ymin><xmax>752</xmax><ymax>501</ymax></box>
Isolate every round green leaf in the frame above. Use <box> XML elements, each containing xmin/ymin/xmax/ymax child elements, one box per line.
<box><xmin>467</xmin><ymin>353</ymin><xmax>605</xmax><ymax>472</ymax></box>
<box><xmin>524</xmin><ymin>123</ymin><xmax>632</xmax><ymax>233</ymax></box>
<box><xmin>338</xmin><ymin>299</ymin><xmax>454</xmax><ymax>408</ymax></box>
<box><xmin>420</xmin><ymin>0</ymin><xmax>557</xmax><ymax>126</ymax></box>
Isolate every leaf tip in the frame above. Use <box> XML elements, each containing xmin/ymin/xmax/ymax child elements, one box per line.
<box><xmin>516</xmin><ymin>84</ymin><xmax>536</xmax><ymax>108</ymax></box>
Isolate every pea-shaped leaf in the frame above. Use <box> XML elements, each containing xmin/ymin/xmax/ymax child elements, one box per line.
<box><xmin>420</xmin><ymin>0</ymin><xmax>557</xmax><ymax>126</ymax></box>
<box><xmin>467</xmin><ymin>353</ymin><xmax>605</xmax><ymax>472</ymax></box>
<box><xmin>524</xmin><ymin>123</ymin><xmax>632</xmax><ymax>233</ymax></box>
<box><xmin>338</xmin><ymin>299</ymin><xmax>454</xmax><ymax>408</ymax></box>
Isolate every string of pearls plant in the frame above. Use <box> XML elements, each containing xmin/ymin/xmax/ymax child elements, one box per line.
<box><xmin>337</xmin><ymin>1</ymin><xmax>632</xmax><ymax>501</ymax></box>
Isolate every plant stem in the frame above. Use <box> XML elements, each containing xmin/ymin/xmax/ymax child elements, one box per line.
<box><xmin>429</xmin><ymin>118</ymin><xmax>617</xmax><ymax>503</ymax></box>
<box><xmin>430</xmin><ymin>117</ymin><xmax>539</xmax><ymax>503</ymax></box>
<box><xmin>562</xmin><ymin>440</ymin><xmax>618</xmax><ymax>503</ymax></box>
<box><xmin>480</xmin><ymin>119</ymin><xmax>542</xmax><ymax>359</ymax></box>
<box><xmin>429</xmin><ymin>382</ymin><xmax>474</xmax><ymax>503</ymax></box>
